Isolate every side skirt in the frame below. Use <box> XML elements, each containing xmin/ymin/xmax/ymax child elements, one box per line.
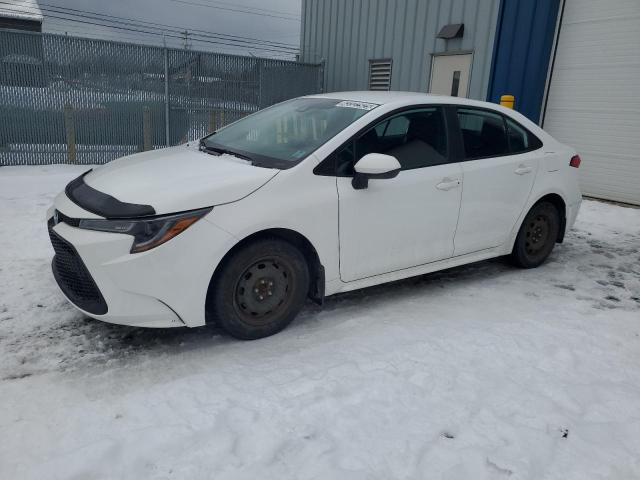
<box><xmin>324</xmin><ymin>246</ymin><xmax>507</xmax><ymax>296</ymax></box>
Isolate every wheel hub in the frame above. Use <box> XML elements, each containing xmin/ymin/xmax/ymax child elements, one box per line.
<box><xmin>524</xmin><ymin>215</ymin><xmax>550</xmax><ymax>255</ymax></box>
<box><xmin>234</xmin><ymin>259</ymin><xmax>291</xmax><ymax>320</ymax></box>
<box><xmin>253</xmin><ymin>277</ymin><xmax>275</xmax><ymax>301</ymax></box>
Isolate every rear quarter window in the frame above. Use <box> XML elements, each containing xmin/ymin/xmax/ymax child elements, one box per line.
<box><xmin>506</xmin><ymin>117</ymin><xmax>543</xmax><ymax>153</ymax></box>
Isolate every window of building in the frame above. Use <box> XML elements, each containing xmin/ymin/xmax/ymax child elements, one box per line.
<box><xmin>369</xmin><ymin>59</ymin><xmax>392</xmax><ymax>91</ymax></box>
<box><xmin>457</xmin><ymin>108</ymin><xmax>509</xmax><ymax>159</ymax></box>
<box><xmin>451</xmin><ymin>70</ymin><xmax>461</xmax><ymax>96</ymax></box>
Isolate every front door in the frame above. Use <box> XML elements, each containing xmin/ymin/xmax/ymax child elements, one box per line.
<box><xmin>336</xmin><ymin>107</ymin><xmax>462</xmax><ymax>282</ymax></box>
<box><xmin>430</xmin><ymin>53</ymin><xmax>472</xmax><ymax>98</ymax></box>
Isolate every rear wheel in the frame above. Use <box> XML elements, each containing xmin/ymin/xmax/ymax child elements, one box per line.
<box><xmin>511</xmin><ymin>201</ymin><xmax>560</xmax><ymax>268</ymax></box>
<box><xmin>208</xmin><ymin>238</ymin><xmax>309</xmax><ymax>340</ymax></box>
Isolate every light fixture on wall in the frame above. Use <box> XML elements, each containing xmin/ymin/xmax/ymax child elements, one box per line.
<box><xmin>437</xmin><ymin>24</ymin><xmax>464</xmax><ymax>39</ymax></box>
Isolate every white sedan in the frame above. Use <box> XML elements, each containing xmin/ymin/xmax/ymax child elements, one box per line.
<box><xmin>48</xmin><ymin>92</ymin><xmax>582</xmax><ymax>339</ymax></box>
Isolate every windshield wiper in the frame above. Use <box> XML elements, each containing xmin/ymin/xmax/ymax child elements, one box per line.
<box><xmin>198</xmin><ymin>140</ymin><xmax>253</xmax><ymax>162</ymax></box>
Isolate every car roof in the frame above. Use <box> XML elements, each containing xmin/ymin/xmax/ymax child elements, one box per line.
<box><xmin>304</xmin><ymin>91</ymin><xmax>546</xmax><ymax>135</ymax></box>
<box><xmin>306</xmin><ymin>91</ymin><xmax>504</xmax><ymax>110</ymax></box>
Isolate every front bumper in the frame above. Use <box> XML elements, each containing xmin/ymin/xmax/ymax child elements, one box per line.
<box><xmin>47</xmin><ymin>194</ymin><xmax>237</xmax><ymax>328</ymax></box>
<box><xmin>49</xmin><ymin>220</ymin><xmax>108</xmax><ymax>315</ymax></box>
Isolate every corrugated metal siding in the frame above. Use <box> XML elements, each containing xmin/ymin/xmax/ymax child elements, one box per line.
<box><xmin>543</xmin><ymin>0</ymin><xmax>640</xmax><ymax>205</ymax></box>
<box><xmin>300</xmin><ymin>0</ymin><xmax>501</xmax><ymax>100</ymax></box>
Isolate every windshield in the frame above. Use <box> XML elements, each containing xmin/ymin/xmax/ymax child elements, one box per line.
<box><xmin>201</xmin><ymin>98</ymin><xmax>378</xmax><ymax>168</ymax></box>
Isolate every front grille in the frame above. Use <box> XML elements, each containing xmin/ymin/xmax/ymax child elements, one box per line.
<box><xmin>48</xmin><ymin>224</ymin><xmax>108</xmax><ymax>315</ymax></box>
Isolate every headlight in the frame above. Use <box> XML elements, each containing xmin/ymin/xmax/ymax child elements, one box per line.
<box><xmin>78</xmin><ymin>207</ymin><xmax>212</xmax><ymax>253</ymax></box>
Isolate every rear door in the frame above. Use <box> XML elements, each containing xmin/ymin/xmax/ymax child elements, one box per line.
<box><xmin>452</xmin><ymin>108</ymin><xmax>541</xmax><ymax>256</ymax></box>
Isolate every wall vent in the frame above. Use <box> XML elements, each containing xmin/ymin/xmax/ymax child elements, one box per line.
<box><xmin>368</xmin><ymin>59</ymin><xmax>392</xmax><ymax>91</ymax></box>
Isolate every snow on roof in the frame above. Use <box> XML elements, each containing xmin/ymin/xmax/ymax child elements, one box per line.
<box><xmin>0</xmin><ymin>0</ymin><xmax>43</xmax><ymax>23</ymax></box>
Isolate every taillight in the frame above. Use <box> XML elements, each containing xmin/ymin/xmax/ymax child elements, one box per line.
<box><xmin>570</xmin><ymin>155</ymin><xmax>581</xmax><ymax>168</ymax></box>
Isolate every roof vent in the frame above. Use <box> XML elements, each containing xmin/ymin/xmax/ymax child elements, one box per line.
<box><xmin>437</xmin><ymin>23</ymin><xmax>464</xmax><ymax>39</ymax></box>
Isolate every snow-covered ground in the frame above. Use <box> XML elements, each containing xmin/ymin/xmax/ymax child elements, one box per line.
<box><xmin>1</xmin><ymin>165</ymin><xmax>639</xmax><ymax>480</ymax></box>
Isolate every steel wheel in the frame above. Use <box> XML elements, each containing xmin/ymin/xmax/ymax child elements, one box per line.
<box><xmin>208</xmin><ymin>238</ymin><xmax>310</xmax><ymax>340</ymax></box>
<box><xmin>524</xmin><ymin>214</ymin><xmax>551</xmax><ymax>256</ymax></box>
<box><xmin>234</xmin><ymin>257</ymin><xmax>293</xmax><ymax>324</ymax></box>
<box><xmin>511</xmin><ymin>201</ymin><xmax>561</xmax><ymax>268</ymax></box>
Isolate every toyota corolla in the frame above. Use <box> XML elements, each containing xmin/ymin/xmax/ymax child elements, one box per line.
<box><xmin>47</xmin><ymin>92</ymin><xmax>582</xmax><ymax>339</ymax></box>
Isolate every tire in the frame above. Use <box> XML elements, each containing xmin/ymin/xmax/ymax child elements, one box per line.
<box><xmin>208</xmin><ymin>238</ymin><xmax>309</xmax><ymax>340</ymax></box>
<box><xmin>510</xmin><ymin>201</ymin><xmax>561</xmax><ymax>268</ymax></box>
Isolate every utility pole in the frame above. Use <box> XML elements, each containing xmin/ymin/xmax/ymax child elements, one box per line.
<box><xmin>163</xmin><ymin>32</ymin><xmax>170</xmax><ymax>147</ymax></box>
<box><xmin>182</xmin><ymin>30</ymin><xmax>191</xmax><ymax>50</ymax></box>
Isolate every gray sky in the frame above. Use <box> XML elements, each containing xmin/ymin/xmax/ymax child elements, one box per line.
<box><xmin>32</xmin><ymin>0</ymin><xmax>302</xmax><ymax>59</ymax></box>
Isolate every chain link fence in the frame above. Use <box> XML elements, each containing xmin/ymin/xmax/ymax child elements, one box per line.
<box><xmin>0</xmin><ymin>29</ymin><xmax>324</xmax><ymax>166</ymax></box>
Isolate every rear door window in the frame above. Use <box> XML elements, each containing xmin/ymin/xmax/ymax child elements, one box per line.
<box><xmin>457</xmin><ymin>108</ymin><xmax>508</xmax><ymax>159</ymax></box>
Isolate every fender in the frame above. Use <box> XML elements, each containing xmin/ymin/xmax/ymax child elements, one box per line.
<box><xmin>204</xmin><ymin>225</ymin><xmax>327</xmax><ymax>323</ymax></box>
<box><xmin>506</xmin><ymin>189</ymin><xmax>569</xmax><ymax>253</ymax></box>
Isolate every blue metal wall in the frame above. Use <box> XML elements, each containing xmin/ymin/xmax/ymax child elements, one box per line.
<box><xmin>487</xmin><ymin>0</ymin><xmax>560</xmax><ymax>123</ymax></box>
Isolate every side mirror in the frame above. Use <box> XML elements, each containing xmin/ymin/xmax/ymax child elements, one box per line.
<box><xmin>352</xmin><ymin>153</ymin><xmax>401</xmax><ymax>190</ymax></box>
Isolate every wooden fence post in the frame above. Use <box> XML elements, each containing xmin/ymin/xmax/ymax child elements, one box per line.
<box><xmin>64</xmin><ymin>104</ymin><xmax>76</xmax><ymax>164</ymax></box>
<box><xmin>143</xmin><ymin>106</ymin><xmax>152</xmax><ymax>151</ymax></box>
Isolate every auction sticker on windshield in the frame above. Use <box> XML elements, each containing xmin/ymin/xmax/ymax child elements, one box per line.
<box><xmin>335</xmin><ymin>100</ymin><xmax>379</xmax><ymax>111</ymax></box>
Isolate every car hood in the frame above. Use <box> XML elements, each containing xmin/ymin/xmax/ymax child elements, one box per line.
<box><xmin>83</xmin><ymin>143</ymin><xmax>279</xmax><ymax>215</ymax></box>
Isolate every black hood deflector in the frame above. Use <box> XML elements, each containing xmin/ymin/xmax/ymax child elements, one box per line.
<box><xmin>65</xmin><ymin>170</ymin><xmax>156</xmax><ymax>219</ymax></box>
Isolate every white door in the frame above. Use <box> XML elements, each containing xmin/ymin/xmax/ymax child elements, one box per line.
<box><xmin>337</xmin><ymin>107</ymin><xmax>462</xmax><ymax>282</ymax></box>
<box><xmin>430</xmin><ymin>54</ymin><xmax>472</xmax><ymax>98</ymax></box>
<box><xmin>453</xmin><ymin>108</ymin><xmax>539</xmax><ymax>256</ymax></box>
<box><xmin>543</xmin><ymin>0</ymin><xmax>640</xmax><ymax>205</ymax></box>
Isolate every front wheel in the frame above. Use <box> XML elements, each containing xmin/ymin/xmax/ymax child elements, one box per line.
<box><xmin>510</xmin><ymin>201</ymin><xmax>560</xmax><ymax>268</ymax></box>
<box><xmin>208</xmin><ymin>238</ymin><xmax>309</xmax><ymax>340</ymax></box>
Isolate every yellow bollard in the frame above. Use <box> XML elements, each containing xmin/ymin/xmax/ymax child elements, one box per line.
<box><xmin>500</xmin><ymin>94</ymin><xmax>515</xmax><ymax>109</ymax></box>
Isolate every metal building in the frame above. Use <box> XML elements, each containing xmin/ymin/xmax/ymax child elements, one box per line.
<box><xmin>300</xmin><ymin>0</ymin><xmax>640</xmax><ymax>205</ymax></box>
<box><xmin>300</xmin><ymin>0</ymin><xmax>501</xmax><ymax>100</ymax></box>
<box><xmin>542</xmin><ymin>0</ymin><xmax>640</xmax><ymax>205</ymax></box>
<box><xmin>0</xmin><ymin>0</ymin><xmax>43</xmax><ymax>31</ymax></box>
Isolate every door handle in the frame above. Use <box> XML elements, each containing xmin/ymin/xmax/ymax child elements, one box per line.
<box><xmin>514</xmin><ymin>165</ymin><xmax>533</xmax><ymax>175</ymax></box>
<box><xmin>436</xmin><ymin>178</ymin><xmax>461</xmax><ymax>191</ymax></box>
